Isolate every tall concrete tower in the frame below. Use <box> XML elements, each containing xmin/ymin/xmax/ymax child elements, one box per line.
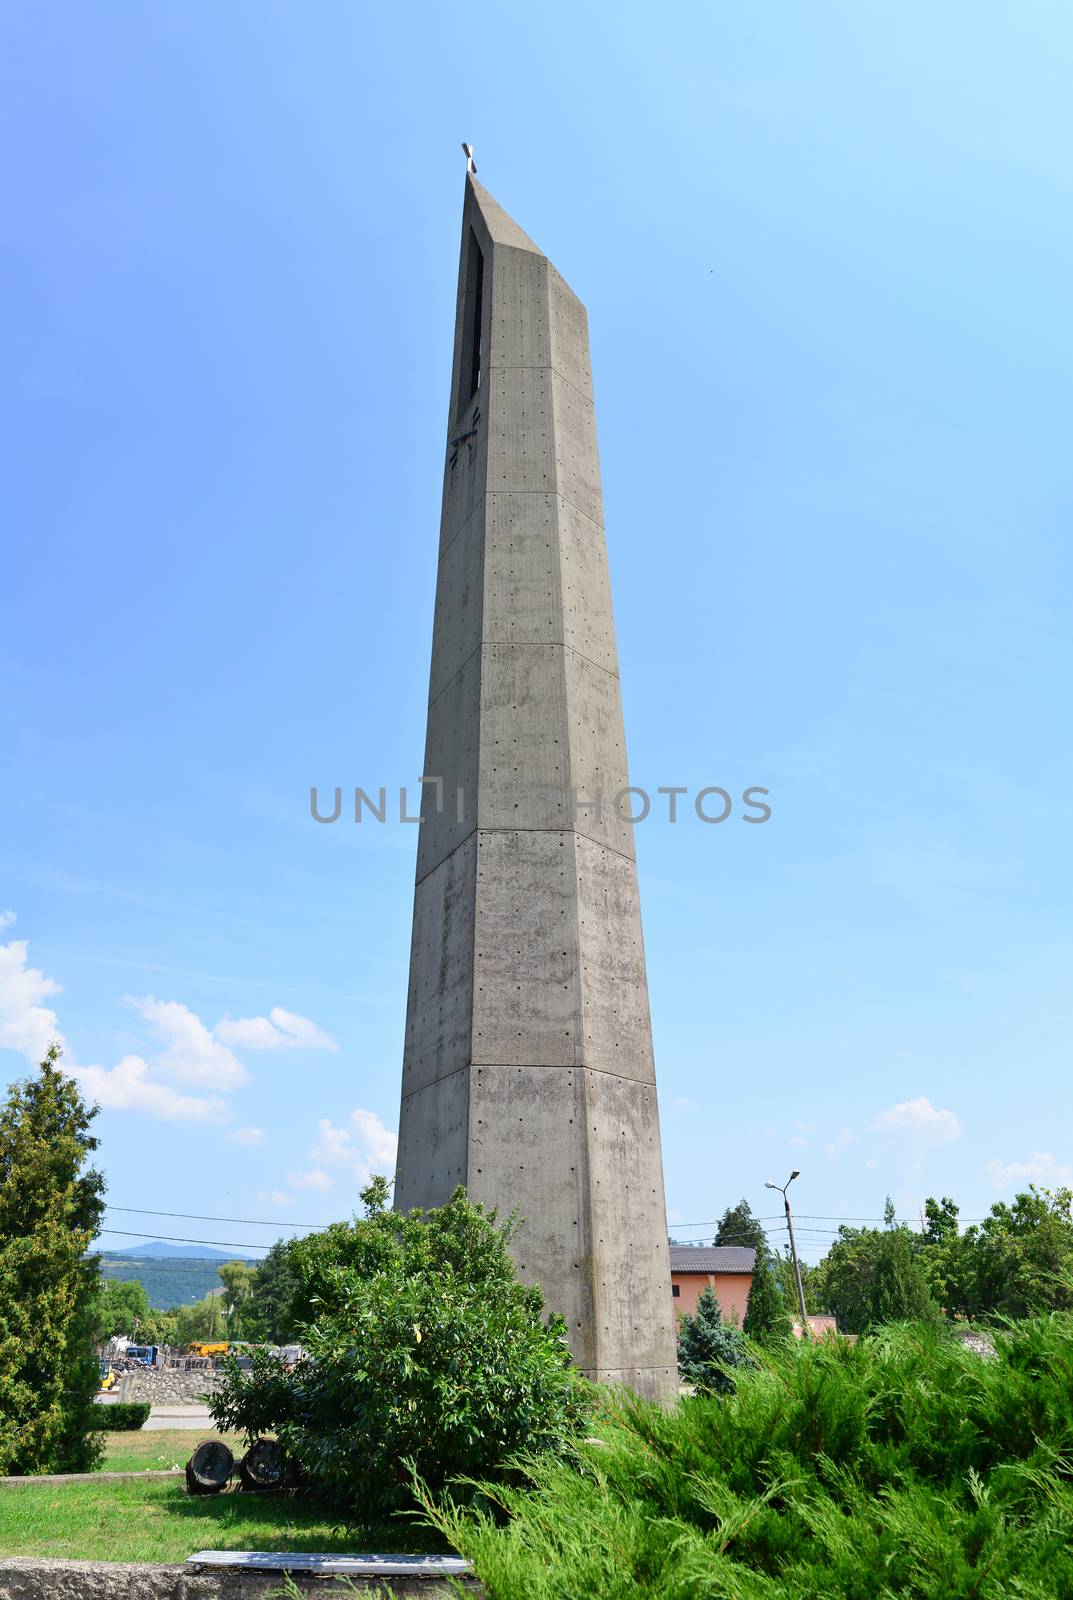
<box><xmin>394</xmin><ymin>174</ymin><xmax>676</xmax><ymax>1399</ymax></box>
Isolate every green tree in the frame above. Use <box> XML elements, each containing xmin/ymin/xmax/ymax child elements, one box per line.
<box><xmin>918</xmin><ymin>1196</ymin><xmax>975</xmax><ymax>1315</ymax></box>
<box><xmin>713</xmin><ymin>1199</ymin><xmax>768</xmax><ymax>1251</ymax></box>
<box><xmin>819</xmin><ymin>1201</ymin><xmax>938</xmax><ymax>1335</ymax></box>
<box><xmin>0</xmin><ymin>1046</ymin><xmax>106</xmax><ymax>1474</ymax></box>
<box><xmin>173</xmin><ymin>1291</ymin><xmax>225</xmax><ymax>1346</ymax></box>
<box><xmin>244</xmin><ymin>1239</ymin><xmax>297</xmax><ymax>1343</ymax></box>
<box><xmin>676</xmin><ymin>1285</ymin><xmax>752</xmax><ymax>1394</ymax></box>
<box><xmin>773</xmin><ymin>1247</ymin><xmax>819</xmax><ymax>1315</ymax></box>
<box><xmin>90</xmin><ymin>1279</ymin><xmax>150</xmax><ymax>1343</ymax></box>
<box><xmin>967</xmin><ymin>1186</ymin><xmax>1073</xmax><ymax>1320</ymax></box>
<box><xmin>210</xmin><ymin>1180</ymin><xmax>591</xmax><ymax>1512</ymax></box>
<box><xmin>743</xmin><ymin>1248</ymin><xmax>793</xmax><ymax>1344</ymax></box>
<box><xmin>138</xmin><ymin>1309</ymin><xmax>179</xmax><ymax>1347</ymax></box>
<box><xmin>217</xmin><ymin>1260</ymin><xmax>258</xmax><ymax>1340</ymax></box>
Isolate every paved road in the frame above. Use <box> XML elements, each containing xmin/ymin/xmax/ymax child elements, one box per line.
<box><xmin>143</xmin><ymin>1404</ymin><xmax>215</xmax><ymax>1430</ymax></box>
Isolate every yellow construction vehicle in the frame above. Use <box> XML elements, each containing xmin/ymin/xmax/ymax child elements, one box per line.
<box><xmin>188</xmin><ymin>1340</ymin><xmax>229</xmax><ymax>1358</ymax></box>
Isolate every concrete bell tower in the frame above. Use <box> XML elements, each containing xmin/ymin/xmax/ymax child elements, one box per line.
<box><xmin>394</xmin><ymin>173</ymin><xmax>676</xmax><ymax>1400</ymax></box>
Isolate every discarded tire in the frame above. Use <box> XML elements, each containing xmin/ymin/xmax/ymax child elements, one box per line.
<box><xmin>239</xmin><ymin>1437</ymin><xmax>286</xmax><ymax>1491</ymax></box>
<box><xmin>185</xmin><ymin>1440</ymin><xmax>234</xmax><ymax>1494</ymax></box>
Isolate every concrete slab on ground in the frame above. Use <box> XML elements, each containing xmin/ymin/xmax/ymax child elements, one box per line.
<box><xmin>143</xmin><ymin>1404</ymin><xmax>214</xmax><ymax>1430</ymax></box>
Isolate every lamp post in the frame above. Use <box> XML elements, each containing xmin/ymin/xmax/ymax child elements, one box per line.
<box><xmin>766</xmin><ymin>1170</ymin><xmax>809</xmax><ymax>1338</ymax></box>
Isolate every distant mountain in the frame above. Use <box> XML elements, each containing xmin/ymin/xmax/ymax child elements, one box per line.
<box><xmin>106</xmin><ymin>1241</ymin><xmax>258</xmax><ymax>1261</ymax></box>
<box><xmin>98</xmin><ymin>1254</ymin><xmax>240</xmax><ymax>1308</ymax></box>
<box><xmin>95</xmin><ymin>1244</ymin><xmax>261</xmax><ymax>1310</ymax></box>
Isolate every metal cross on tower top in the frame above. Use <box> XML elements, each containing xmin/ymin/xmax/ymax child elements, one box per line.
<box><xmin>461</xmin><ymin>142</ymin><xmax>477</xmax><ymax>175</ymax></box>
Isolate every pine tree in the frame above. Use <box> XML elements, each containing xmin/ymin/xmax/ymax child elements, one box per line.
<box><xmin>0</xmin><ymin>1045</ymin><xmax>106</xmax><ymax>1474</ymax></box>
<box><xmin>713</xmin><ymin>1199</ymin><xmax>767</xmax><ymax>1252</ymax></box>
<box><xmin>743</xmin><ymin>1248</ymin><xmax>793</xmax><ymax>1345</ymax></box>
<box><xmin>676</xmin><ymin>1285</ymin><xmax>752</xmax><ymax>1394</ymax></box>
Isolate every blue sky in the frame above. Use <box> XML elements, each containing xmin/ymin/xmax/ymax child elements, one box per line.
<box><xmin>2</xmin><ymin>2</ymin><xmax>1071</xmax><ymax>1264</ymax></box>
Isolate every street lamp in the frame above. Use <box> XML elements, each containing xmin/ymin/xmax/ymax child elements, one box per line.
<box><xmin>765</xmin><ymin>1170</ymin><xmax>809</xmax><ymax>1337</ymax></box>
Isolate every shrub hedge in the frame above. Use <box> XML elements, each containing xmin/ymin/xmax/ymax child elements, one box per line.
<box><xmin>424</xmin><ymin>1314</ymin><xmax>1073</xmax><ymax>1598</ymax></box>
<box><xmin>89</xmin><ymin>1402</ymin><xmax>150</xmax><ymax>1432</ymax></box>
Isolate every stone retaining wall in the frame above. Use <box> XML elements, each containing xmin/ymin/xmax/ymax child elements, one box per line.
<box><xmin>0</xmin><ymin>1558</ymin><xmax>473</xmax><ymax>1599</ymax></box>
<box><xmin>117</xmin><ymin>1369</ymin><xmax>223</xmax><ymax>1404</ymax></box>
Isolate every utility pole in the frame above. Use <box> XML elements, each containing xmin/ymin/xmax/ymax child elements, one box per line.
<box><xmin>766</xmin><ymin>1170</ymin><xmax>810</xmax><ymax>1338</ymax></box>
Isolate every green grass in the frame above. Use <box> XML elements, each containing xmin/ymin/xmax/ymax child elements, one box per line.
<box><xmin>97</xmin><ymin>1429</ymin><xmax>247</xmax><ymax>1474</ymax></box>
<box><xmin>0</xmin><ymin>1476</ymin><xmax>447</xmax><ymax>1563</ymax></box>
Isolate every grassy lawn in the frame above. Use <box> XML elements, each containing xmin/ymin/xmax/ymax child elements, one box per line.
<box><xmin>96</xmin><ymin>1429</ymin><xmax>246</xmax><ymax>1474</ymax></box>
<box><xmin>0</xmin><ymin>1475</ymin><xmax>446</xmax><ymax>1563</ymax></box>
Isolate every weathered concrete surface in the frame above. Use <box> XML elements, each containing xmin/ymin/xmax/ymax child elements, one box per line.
<box><xmin>0</xmin><ymin>1558</ymin><xmax>473</xmax><ymax>1599</ymax></box>
<box><xmin>142</xmin><ymin>1404</ymin><xmax>216</xmax><ymax>1430</ymax></box>
<box><xmin>395</xmin><ymin>176</ymin><xmax>676</xmax><ymax>1400</ymax></box>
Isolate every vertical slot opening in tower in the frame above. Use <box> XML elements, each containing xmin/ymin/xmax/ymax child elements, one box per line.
<box><xmin>459</xmin><ymin>228</ymin><xmax>484</xmax><ymax>413</ymax></box>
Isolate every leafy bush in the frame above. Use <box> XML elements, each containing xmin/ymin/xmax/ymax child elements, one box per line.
<box><xmin>676</xmin><ymin>1286</ymin><xmax>753</xmax><ymax>1394</ymax></box>
<box><xmin>209</xmin><ymin>1184</ymin><xmax>591</xmax><ymax>1512</ymax></box>
<box><xmin>90</xmin><ymin>1401</ymin><xmax>150</xmax><ymax>1432</ymax></box>
<box><xmin>424</xmin><ymin>1313</ymin><xmax>1073</xmax><ymax>1598</ymax></box>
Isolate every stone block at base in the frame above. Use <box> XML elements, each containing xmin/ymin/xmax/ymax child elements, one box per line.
<box><xmin>0</xmin><ymin>1555</ymin><xmax>476</xmax><ymax>1599</ymax></box>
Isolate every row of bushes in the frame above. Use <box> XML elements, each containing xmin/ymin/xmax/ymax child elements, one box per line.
<box><xmin>90</xmin><ymin>1402</ymin><xmax>150</xmax><ymax>1432</ymax></box>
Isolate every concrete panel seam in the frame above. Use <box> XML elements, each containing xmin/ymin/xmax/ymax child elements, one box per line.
<box><xmin>436</xmin><ymin>494</ymin><xmax>484</xmax><ymax>568</ymax></box>
<box><xmin>426</xmin><ymin>638</ymin><xmax>484</xmax><ymax>712</ymax></box>
<box><xmin>566</xmin><ymin>1060</ymin><xmax>661</xmax><ymax>1089</ymax></box>
<box><xmin>487</xmin><ymin>363</ymin><xmax>596</xmax><ymax>413</ymax></box>
<box><xmin>467</xmin><ymin>636</ymin><xmax>620</xmax><ymax>685</ymax></box>
<box><xmin>428</xmin><ymin>635</ymin><xmax>620</xmax><ymax>718</ymax></box>
<box><xmin>413</xmin><ymin>825</ymin><xmax>478</xmax><ymax>890</ymax></box>
<box><xmin>467</xmin><ymin>824</ymin><xmax>637</xmax><ymax>867</ymax></box>
<box><xmin>470</xmin><ymin>485</ymin><xmax>606</xmax><ymax>533</ymax></box>
<box><xmin>398</xmin><ymin>1064</ymin><xmax>471</xmax><ymax>1103</ymax></box>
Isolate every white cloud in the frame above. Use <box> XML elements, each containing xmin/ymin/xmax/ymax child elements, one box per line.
<box><xmin>311</xmin><ymin>1117</ymin><xmax>353</xmax><ymax>1166</ymax></box>
<box><xmin>215</xmin><ymin>1007</ymin><xmax>338</xmax><ymax>1054</ymax></box>
<box><xmin>309</xmin><ymin>1108</ymin><xmax>398</xmax><ymax>1185</ymax></box>
<box><xmin>130</xmin><ymin>996</ymin><xmax>249</xmax><ymax>1089</ymax></box>
<box><xmin>0</xmin><ymin>937</ymin><xmax>66</xmax><ymax>1062</ymax></box>
<box><xmin>0</xmin><ymin>937</ymin><xmax>247</xmax><ymax>1125</ymax></box>
<box><xmin>228</xmin><ymin>1125</ymin><xmax>266</xmax><ymax>1146</ymax></box>
<box><xmin>258</xmin><ymin>1189</ymin><xmax>295</xmax><ymax>1208</ymax></box>
<box><xmin>986</xmin><ymin>1152</ymin><xmax>1073</xmax><ymax>1190</ymax></box>
<box><xmin>0</xmin><ymin>911</ymin><xmax>16</xmax><ymax>932</ymax></box>
<box><xmin>67</xmin><ymin>1055</ymin><xmax>229</xmax><ymax>1122</ymax></box>
<box><xmin>287</xmin><ymin>1167</ymin><xmax>335</xmax><ymax>1192</ymax></box>
<box><xmin>349</xmin><ymin>1108</ymin><xmax>398</xmax><ymax>1170</ymax></box>
<box><xmin>871</xmin><ymin>1096</ymin><xmax>961</xmax><ymax>1144</ymax></box>
<box><xmin>789</xmin><ymin>1135</ymin><xmax>808</xmax><ymax>1149</ymax></box>
<box><xmin>824</xmin><ymin>1127</ymin><xmax>854</xmax><ymax>1155</ymax></box>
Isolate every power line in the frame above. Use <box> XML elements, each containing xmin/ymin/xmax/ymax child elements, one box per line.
<box><xmin>105</xmin><ymin>1204</ymin><xmax>328</xmax><ymax>1230</ymax></box>
<box><xmin>669</xmin><ymin>1227</ymin><xmax>787</xmax><ymax>1245</ymax></box>
<box><xmin>104</xmin><ymin>1208</ymin><xmax>783</xmax><ymax>1248</ymax></box>
<box><xmin>97</xmin><ymin>1228</ymin><xmax>272</xmax><ymax>1252</ymax></box>
<box><xmin>667</xmin><ymin>1216</ymin><xmax>787</xmax><ymax>1228</ymax></box>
